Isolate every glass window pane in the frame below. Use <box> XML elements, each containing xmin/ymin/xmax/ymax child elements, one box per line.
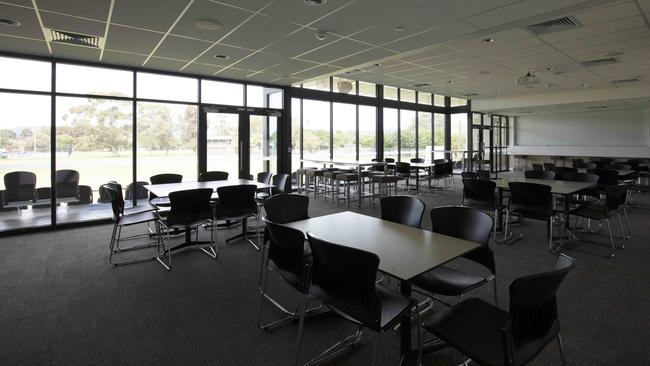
<box><xmin>418</xmin><ymin>112</ymin><xmax>432</xmax><ymax>161</ymax></box>
<box><xmin>303</xmin><ymin>77</ymin><xmax>330</xmax><ymax>92</ymax></box>
<box><xmin>383</xmin><ymin>108</ymin><xmax>398</xmax><ymax>160</ymax></box>
<box><xmin>302</xmin><ymin>100</ymin><xmax>330</xmax><ymax>162</ymax></box>
<box><xmin>137</xmin><ymin>72</ymin><xmax>197</xmax><ymax>102</ymax></box>
<box><xmin>247</xmin><ymin>85</ymin><xmax>283</xmax><ymax>108</ymax></box>
<box><xmin>434</xmin><ymin>94</ymin><xmax>445</xmax><ymax>107</ymax></box>
<box><xmin>0</xmin><ymin>92</ymin><xmax>51</xmax><ymax>231</ymax></box>
<box><xmin>433</xmin><ymin>113</ymin><xmax>445</xmax><ymax>160</ymax></box>
<box><xmin>0</xmin><ymin>56</ymin><xmax>51</xmax><ymax>92</ymax></box>
<box><xmin>206</xmin><ymin>113</ymin><xmax>239</xmax><ymax>177</ymax></box>
<box><xmin>291</xmin><ymin>98</ymin><xmax>301</xmax><ymax>170</ymax></box>
<box><xmin>450</xmin><ymin>113</ymin><xmax>468</xmax><ymax>162</ymax></box>
<box><xmin>450</xmin><ymin>97</ymin><xmax>467</xmax><ymax>107</ymax></box>
<box><xmin>137</xmin><ymin>102</ymin><xmax>197</xmax><ymax>183</ymax></box>
<box><xmin>383</xmin><ymin>86</ymin><xmax>398</xmax><ymax>101</ymax></box>
<box><xmin>56</xmin><ymin>96</ymin><xmax>133</xmax><ymax>223</ymax></box>
<box><xmin>473</xmin><ymin>113</ymin><xmax>482</xmax><ymax>125</ymax></box>
<box><xmin>358</xmin><ymin>81</ymin><xmax>376</xmax><ymax>97</ymax></box>
<box><xmin>333</xmin><ymin>103</ymin><xmax>356</xmax><ymax>161</ymax></box>
<box><xmin>418</xmin><ymin>92</ymin><xmax>432</xmax><ymax>105</ymax></box>
<box><xmin>400</xmin><ymin>110</ymin><xmax>416</xmax><ymax>161</ymax></box>
<box><xmin>333</xmin><ymin>77</ymin><xmax>356</xmax><ymax>95</ymax></box>
<box><xmin>250</xmin><ymin>115</ymin><xmax>277</xmax><ymax>175</ymax></box>
<box><xmin>358</xmin><ymin>105</ymin><xmax>376</xmax><ymax>161</ymax></box>
<box><xmin>57</xmin><ymin>64</ymin><xmax>133</xmax><ymax>97</ymax></box>
<box><xmin>202</xmin><ymin>80</ymin><xmax>243</xmax><ymax>106</ymax></box>
<box><xmin>400</xmin><ymin>89</ymin><xmax>416</xmax><ymax>103</ymax></box>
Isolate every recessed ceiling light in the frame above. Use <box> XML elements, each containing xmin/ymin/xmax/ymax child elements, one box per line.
<box><xmin>544</xmin><ymin>84</ymin><xmax>552</xmax><ymax>88</ymax></box>
<box><xmin>545</xmin><ymin>66</ymin><xmax>555</xmax><ymax>71</ymax></box>
<box><xmin>447</xmin><ymin>80</ymin><xmax>454</xmax><ymax>84</ymax></box>
<box><xmin>494</xmin><ymin>91</ymin><xmax>501</xmax><ymax>95</ymax></box>
<box><xmin>0</xmin><ymin>18</ymin><xmax>21</xmax><ymax>27</ymax></box>
<box><xmin>481</xmin><ymin>38</ymin><xmax>494</xmax><ymax>43</ymax></box>
<box><xmin>582</xmin><ymin>83</ymin><xmax>590</xmax><ymax>87</ymax></box>
<box><xmin>315</xmin><ymin>30</ymin><xmax>328</xmax><ymax>40</ymax></box>
<box><xmin>373</xmin><ymin>63</ymin><xmax>382</xmax><ymax>67</ymax></box>
<box><xmin>214</xmin><ymin>54</ymin><xmax>230</xmax><ymax>60</ymax></box>
<box><xmin>304</xmin><ymin>0</ymin><xmax>326</xmax><ymax>5</ymax></box>
<box><xmin>193</xmin><ymin>18</ymin><xmax>222</xmax><ymax>31</ymax></box>
<box><xmin>478</xmin><ymin>71</ymin><xmax>490</xmax><ymax>74</ymax></box>
<box><xmin>393</xmin><ymin>26</ymin><xmax>405</xmax><ymax>32</ymax></box>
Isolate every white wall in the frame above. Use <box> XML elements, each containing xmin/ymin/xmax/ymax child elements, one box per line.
<box><xmin>510</xmin><ymin>108</ymin><xmax>650</xmax><ymax>158</ymax></box>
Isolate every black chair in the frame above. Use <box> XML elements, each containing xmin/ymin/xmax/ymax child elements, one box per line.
<box><xmin>3</xmin><ymin>171</ymin><xmax>37</xmax><ymax>213</ymax></box>
<box><xmin>102</xmin><ymin>182</ymin><xmax>160</xmax><ymax>266</ymax></box>
<box><xmin>215</xmin><ymin>184</ymin><xmax>260</xmax><ymax>250</ymax></box>
<box><xmin>69</xmin><ymin>185</ymin><xmax>93</xmax><ymax>206</ymax></box>
<box><xmin>33</xmin><ymin>187</ymin><xmax>52</xmax><ymax>208</ymax></box>
<box><xmin>461</xmin><ymin>171</ymin><xmax>478</xmax><ymax>179</ymax></box>
<box><xmin>297</xmin><ymin>233</ymin><xmax>421</xmax><ymax>366</ymax></box>
<box><xmin>525</xmin><ymin>170</ymin><xmax>555</xmax><ymax>180</ymax></box>
<box><xmin>157</xmin><ymin>188</ymin><xmax>217</xmax><ymax>270</ymax></box>
<box><xmin>505</xmin><ymin>182</ymin><xmax>556</xmax><ymax>248</ymax></box>
<box><xmin>199</xmin><ymin>171</ymin><xmax>229</xmax><ymax>182</ymax></box>
<box><xmin>380</xmin><ymin>195</ymin><xmax>425</xmax><ymax>228</ymax></box>
<box><xmin>461</xmin><ymin>178</ymin><xmax>501</xmax><ymax>242</ymax></box>
<box><xmin>531</xmin><ymin>163</ymin><xmax>543</xmax><ymax>171</ymax></box>
<box><xmin>271</xmin><ymin>173</ymin><xmax>290</xmax><ymax>195</ymax></box>
<box><xmin>476</xmin><ymin>169</ymin><xmax>491</xmax><ymax>181</ymax></box>
<box><xmin>413</xmin><ymin>207</ymin><xmax>497</xmax><ymax>307</ymax></box>
<box><xmin>587</xmin><ymin>169</ymin><xmax>619</xmax><ymax>191</ymax></box>
<box><xmin>553</xmin><ymin>167</ymin><xmax>577</xmax><ymax>181</ymax></box>
<box><xmin>543</xmin><ymin>162</ymin><xmax>556</xmax><ymax>171</ymax></box>
<box><xmin>55</xmin><ymin>169</ymin><xmax>80</xmax><ymax>202</ymax></box>
<box><xmin>395</xmin><ymin>162</ymin><xmax>414</xmax><ymax>190</ymax></box>
<box><xmin>410</xmin><ymin>158</ymin><xmax>425</xmax><ymax>163</ymax></box>
<box><xmin>125</xmin><ymin>181</ymin><xmax>149</xmax><ymax>201</ymax></box>
<box><xmin>264</xmin><ymin>193</ymin><xmax>309</xmax><ymax>224</ymax></box>
<box><xmin>423</xmin><ymin>254</ymin><xmax>574</xmax><ymax>366</ymax></box>
<box><xmin>258</xmin><ymin>219</ymin><xmax>316</xmax><ymax>332</ymax></box>
<box><xmin>568</xmin><ymin>184</ymin><xmax>629</xmax><ymax>257</ymax></box>
<box><xmin>149</xmin><ymin>173</ymin><xmax>182</xmax><ymax>207</ymax></box>
<box><xmin>612</xmin><ymin>163</ymin><xmax>632</xmax><ymax>171</ymax></box>
<box><xmin>563</xmin><ymin>172</ymin><xmax>600</xmax><ymax>203</ymax></box>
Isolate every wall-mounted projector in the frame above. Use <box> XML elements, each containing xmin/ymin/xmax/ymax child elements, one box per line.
<box><xmin>516</xmin><ymin>71</ymin><xmax>539</xmax><ymax>86</ymax></box>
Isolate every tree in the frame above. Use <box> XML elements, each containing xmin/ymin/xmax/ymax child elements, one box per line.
<box><xmin>137</xmin><ymin>104</ymin><xmax>176</xmax><ymax>153</ymax></box>
<box><xmin>179</xmin><ymin>106</ymin><xmax>197</xmax><ymax>151</ymax></box>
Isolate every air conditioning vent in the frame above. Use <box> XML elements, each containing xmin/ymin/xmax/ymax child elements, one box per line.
<box><xmin>611</xmin><ymin>78</ymin><xmax>640</xmax><ymax>84</ymax></box>
<box><xmin>527</xmin><ymin>16</ymin><xmax>582</xmax><ymax>35</ymax></box>
<box><xmin>588</xmin><ymin>106</ymin><xmax>609</xmax><ymax>110</ymax></box>
<box><xmin>46</xmin><ymin>29</ymin><xmax>104</xmax><ymax>49</ymax></box>
<box><xmin>413</xmin><ymin>83</ymin><xmax>431</xmax><ymax>87</ymax></box>
<box><xmin>463</xmin><ymin>93</ymin><xmax>479</xmax><ymax>97</ymax></box>
<box><xmin>581</xmin><ymin>57</ymin><xmax>620</xmax><ymax>67</ymax></box>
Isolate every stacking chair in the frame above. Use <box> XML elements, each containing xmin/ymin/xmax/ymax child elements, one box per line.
<box><xmin>149</xmin><ymin>173</ymin><xmax>182</xmax><ymax>207</ymax></box>
<box><xmin>423</xmin><ymin>254</ymin><xmax>574</xmax><ymax>366</ymax></box>
<box><xmin>543</xmin><ymin>162</ymin><xmax>556</xmax><ymax>171</ymax></box>
<box><xmin>461</xmin><ymin>171</ymin><xmax>478</xmax><ymax>180</ymax></box>
<box><xmin>410</xmin><ymin>158</ymin><xmax>425</xmax><ymax>163</ymax></box>
<box><xmin>215</xmin><ymin>184</ymin><xmax>260</xmax><ymax>250</ymax></box>
<box><xmin>413</xmin><ymin>206</ymin><xmax>497</xmax><ymax>307</ymax></box>
<box><xmin>395</xmin><ymin>162</ymin><xmax>415</xmax><ymax>190</ymax></box>
<box><xmin>380</xmin><ymin>195</ymin><xmax>425</xmax><ymax>228</ymax></box>
<box><xmin>461</xmin><ymin>179</ymin><xmax>501</xmax><ymax>242</ymax></box>
<box><xmin>553</xmin><ymin>167</ymin><xmax>577</xmax><ymax>181</ymax></box>
<box><xmin>563</xmin><ymin>172</ymin><xmax>600</xmax><ymax>203</ymax></box>
<box><xmin>296</xmin><ymin>233</ymin><xmax>421</xmax><ymax>366</ymax></box>
<box><xmin>505</xmin><ymin>182</ymin><xmax>556</xmax><ymax>248</ymax></box>
<box><xmin>476</xmin><ymin>169</ymin><xmax>491</xmax><ymax>181</ymax></box>
<box><xmin>3</xmin><ymin>171</ymin><xmax>37</xmax><ymax>214</ymax></box>
<box><xmin>531</xmin><ymin>163</ymin><xmax>543</xmax><ymax>171</ymax></box>
<box><xmin>69</xmin><ymin>185</ymin><xmax>93</xmax><ymax>206</ymax></box>
<box><xmin>55</xmin><ymin>169</ymin><xmax>80</xmax><ymax>203</ymax></box>
<box><xmin>254</xmin><ymin>171</ymin><xmax>273</xmax><ymax>196</ymax></box>
<box><xmin>568</xmin><ymin>184</ymin><xmax>629</xmax><ymax>257</ymax></box>
<box><xmin>199</xmin><ymin>171</ymin><xmax>229</xmax><ymax>182</ymax></box>
<box><xmin>156</xmin><ymin>188</ymin><xmax>217</xmax><ymax>270</ymax></box>
<box><xmin>587</xmin><ymin>169</ymin><xmax>619</xmax><ymax>191</ymax></box>
<box><xmin>125</xmin><ymin>181</ymin><xmax>149</xmax><ymax>201</ymax></box>
<box><xmin>525</xmin><ymin>170</ymin><xmax>555</xmax><ymax>180</ymax></box>
<box><xmin>102</xmin><ymin>182</ymin><xmax>160</xmax><ymax>266</ymax></box>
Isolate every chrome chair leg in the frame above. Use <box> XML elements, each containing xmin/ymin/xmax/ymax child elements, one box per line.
<box><xmin>493</xmin><ymin>278</ymin><xmax>499</xmax><ymax>307</ymax></box>
<box><xmin>557</xmin><ymin>334</ymin><xmax>567</xmax><ymax>366</ymax></box>
<box><xmin>371</xmin><ymin>332</ymin><xmax>379</xmax><ymax>366</ymax></box>
<box><xmin>294</xmin><ymin>293</ymin><xmax>309</xmax><ymax>366</ymax></box>
<box><xmin>605</xmin><ymin>219</ymin><xmax>615</xmax><ymax>258</ymax></box>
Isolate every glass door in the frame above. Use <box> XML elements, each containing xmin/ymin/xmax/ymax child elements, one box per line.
<box><xmin>249</xmin><ymin>114</ymin><xmax>278</xmax><ymax>176</ymax></box>
<box><xmin>206</xmin><ymin>112</ymin><xmax>241</xmax><ymax>178</ymax></box>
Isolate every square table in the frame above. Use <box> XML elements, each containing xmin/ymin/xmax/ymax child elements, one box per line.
<box><xmin>283</xmin><ymin>211</ymin><xmax>480</xmax><ymax>363</ymax></box>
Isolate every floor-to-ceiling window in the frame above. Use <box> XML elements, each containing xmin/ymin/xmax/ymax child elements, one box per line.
<box><xmin>433</xmin><ymin>113</ymin><xmax>445</xmax><ymax>160</ymax></box>
<box><xmin>383</xmin><ymin>108</ymin><xmax>398</xmax><ymax>160</ymax></box>
<box><xmin>418</xmin><ymin>112</ymin><xmax>432</xmax><ymax>160</ymax></box>
<box><xmin>450</xmin><ymin>113</ymin><xmax>468</xmax><ymax>162</ymax></box>
<box><xmin>302</xmin><ymin>99</ymin><xmax>330</xmax><ymax>162</ymax></box>
<box><xmin>358</xmin><ymin>105</ymin><xmax>376</xmax><ymax>161</ymax></box>
<box><xmin>400</xmin><ymin>110</ymin><xmax>416</xmax><ymax>161</ymax></box>
<box><xmin>332</xmin><ymin>103</ymin><xmax>357</xmax><ymax>161</ymax></box>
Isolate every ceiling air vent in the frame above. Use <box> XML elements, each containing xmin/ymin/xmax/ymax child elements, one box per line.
<box><xmin>46</xmin><ymin>29</ymin><xmax>104</xmax><ymax>49</ymax></box>
<box><xmin>611</xmin><ymin>78</ymin><xmax>640</xmax><ymax>84</ymax></box>
<box><xmin>527</xmin><ymin>16</ymin><xmax>582</xmax><ymax>36</ymax></box>
<box><xmin>463</xmin><ymin>93</ymin><xmax>479</xmax><ymax>97</ymax></box>
<box><xmin>588</xmin><ymin>106</ymin><xmax>609</xmax><ymax>110</ymax></box>
<box><xmin>581</xmin><ymin>57</ymin><xmax>620</xmax><ymax>67</ymax></box>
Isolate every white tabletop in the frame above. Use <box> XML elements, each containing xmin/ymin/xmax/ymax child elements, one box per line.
<box><xmin>144</xmin><ymin>179</ymin><xmax>272</xmax><ymax>197</ymax></box>
<box><xmin>577</xmin><ymin>168</ymin><xmax>635</xmax><ymax>176</ymax></box>
<box><xmin>283</xmin><ymin>211</ymin><xmax>480</xmax><ymax>281</ymax></box>
<box><xmin>493</xmin><ymin>176</ymin><xmax>595</xmax><ymax>195</ymax></box>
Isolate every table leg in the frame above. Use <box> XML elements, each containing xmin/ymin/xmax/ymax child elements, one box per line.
<box><xmin>496</xmin><ymin>187</ymin><xmax>504</xmax><ymax>231</ymax></box>
<box><xmin>400</xmin><ymin>279</ymin><xmax>412</xmax><ymax>360</ymax></box>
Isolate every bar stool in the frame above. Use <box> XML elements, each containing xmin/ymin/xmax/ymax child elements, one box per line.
<box><xmin>370</xmin><ymin>175</ymin><xmax>402</xmax><ymax>200</ymax></box>
<box><xmin>305</xmin><ymin>169</ymin><xmax>326</xmax><ymax>197</ymax></box>
<box><xmin>296</xmin><ymin>167</ymin><xmax>316</xmax><ymax>195</ymax></box>
<box><xmin>323</xmin><ymin>170</ymin><xmax>344</xmax><ymax>203</ymax></box>
<box><xmin>336</xmin><ymin>173</ymin><xmax>358</xmax><ymax>208</ymax></box>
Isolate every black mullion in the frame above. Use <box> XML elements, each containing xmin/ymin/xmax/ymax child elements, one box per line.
<box><xmin>397</xmin><ymin>108</ymin><xmax>401</xmax><ymax>162</ymax></box>
<box><xmin>132</xmin><ymin>71</ymin><xmax>137</xmax><ymax>206</ymax></box>
<box><xmin>355</xmin><ymin>104</ymin><xmax>359</xmax><ymax>161</ymax></box>
<box><xmin>197</xmin><ymin>79</ymin><xmax>202</xmax><ymax>179</ymax></box>
<box><xmin>415</xmin><ymin>110</ymin><xmax>419</xmax><ymax>159</ymax></box>
<box><xmin>300</xmin><ymin>98</ymin><xmax>304</xmax><ymax>168</ymax></box>
<box><xmin>50</xmin><ymin>62</ymin><xmax>56</xmax><ymax>226</ymax></box>
<box><xmin>329</xmin><ymin>101</ymin><xmax>333</xmax><ymax>160</ymax></box>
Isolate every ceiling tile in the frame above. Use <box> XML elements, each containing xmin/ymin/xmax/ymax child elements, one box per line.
<box><xmin>37</xmin><ymin>0</ymin><xmax>110</xmax><ymax>21</ymax></box>
<box><xmin>153</xmin><ymin>35</ymin><xmax>211</xmax><ymax>60</ymax></box>
<box><xmin>299</xmin><ymin>38</ymin><xmax>372</xmax><ymax>64</ymax></box>
<box><xmin>112</xmin><ymin>0</ymin><xmax>189</xmax><ymax>32</ymax></box>
<box><xmin>105</xmin><ymin>25</ymin><xmax>162</xmax><ymax>54</ymax></box>
<box><xmin>101</xmin><ymin>50</ymin><xmax>148</xmax><ymax>67</ymax></box>
<box><xmin>639</xmin><ymin>0</ymin><xmax>650</xmax><ymax>13</ymax></box>
<box><xmin>264</xmin><ymin>28</ymin><xmax>342</xmax><ymax>58</ymax></box>
<box><xmin>212</xmin><ymin>0</ymin><xmax>270</xmax><ymax>12</ymax></box>
<box><xmin>291</xmin><ymin>64</ymin><xmax>341</xmax><ymax>79</ymax></box>
<box><xmin>1</xmin><ymin>0</ymin><xmax>33</xmax><ymax>6</ymax></box>
<box><xmin>192</xmin><ymin>43</ymin><xmax>254</xmax><ymax>65</ymax></box>
<box><xmin>215</xmin><ymin>67</ymin><xmax>256</xmax><ymax>79</ymax></box>
<box><xmin>0</xmin><ymin>3</ymin><xmax>44</xmax><ymax>40</ymax></box>
<box><xmin>328</xmin><ymin>47</ymin><xmax>398</xmax><ymax>68</ymax></box>
<box><xmin>40</xmin><ymin>12</ymin><xmax>105</xmax><ymax>36</ymax></box>
<box><xmin>145</xmin><ymin>56</ymin><xmax>187</xmax><ymax>71</ymax></box>
<box><xmin>432</xmin><ymin>0</ymin><xmax>520</xmax><ymax>18</ymax></box>
<box><xmin>51</xmin><ymin>43</ymin><xmax>100</xmax><ymax>62</ymax></box>
<box><xmin>573</xmin><ymin>1</ymin><xmax>640</xmax><ymax>25</ymax></box>
<box><xmin>170</xmin><ymin>1</ymin><xmax>252</xmax><ymax>42</ymax></box>
<box><xmin>231</xmin><ymin>51</ymin><xmax>284</xmax><ymax>71</ymax></box>
<box><xmin>246</xmin><ymin>72</ymin><xmax>283</xmax><ymax>84</ymax></box>
<box><xmin>384</xmin><ymin>22</ymin><xmax>478</xmax><ymax>52</ymax></box>
<box><xmin>220</xmin><ymin>14</ymin><xmax>300</xmax><ymax>50</ymax></box>
<box><xmin>261</xmin><ymin>0</ymin><xmax>351</xmax><ymax>25</ymax></box>
<box><xmin>0</xmin><ymin>34</ymin><xmax>49</xmax><ymax>56</ymax></box>
<box><xmin>182</xmin><ymin>62</ymin><xmax>222</xmax><ymax>76</ymax></box>
<box><xmin>264</xmin><ymin>59</ymin><xmax>319</xmax><ymax>75</ymax></box>
<box><xmin>467</xmin><ymin>0</ymin><xmax>590</xmax><ymax>29</ymax></box>
<box><xmin>539</xmin><ymin>16</ymin><xmax>647</xmax><ymax>43</ymax></box>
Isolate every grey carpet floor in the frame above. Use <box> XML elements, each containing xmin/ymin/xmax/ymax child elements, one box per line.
<box><xmin>1</xmin><ymin>177</ymin><xmax>649</xmax><ymax>366</ymax></box>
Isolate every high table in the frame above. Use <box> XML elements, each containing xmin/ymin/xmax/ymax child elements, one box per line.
<box><xmin>144</xmin><ymin>179</ymin><xmax>273</xmax><ymax>252</ymax></box>
<box><xmin>283</xmin><ymin>211</ymin><xmax>480</xmax><ymax>364</ymax></box>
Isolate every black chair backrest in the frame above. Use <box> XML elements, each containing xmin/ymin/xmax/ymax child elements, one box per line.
<box><xmin>272</xmin><ymin>173</ymin><xmax>290</xmax><ymax>194</ymax></box>
<box><xmin>524</xmin><ymin>170</ymin><xmax>555</xmax><ymax>180</ymax></box>
<box><xmin>380</xmin><ymin>195</ymin><xmax>425</xmax><ymax>228</ymax></box>
<box><xmin>150</xmin><ymin>173</ymin><xmax>182</xmax><ymax>200</ymax></box>
<box><xmin>531</xmin><ymin>163</ymin><xmax>543</xmax><ymax>171</ymax></box>
<box><xmin>69</xmin><ymin>185</ymin><xmax>93</xmax><ymax>205</ymax></box>
<box><xmin>199</xmin><ymin>171</ymin><xmax>229</xmax><ymax>182</ymax></box>
<box><xmin>264</xmin><ymin>194</ymin><xmax>309</xmax><ymax>223</ymax></box>
<box><xmin>434</xmin><ymin>159</ymin><xmax>448</xmax><ymax>164</ymax></box>
<box><xmin>167</xmin><ymin>188</ymin><xmax>213</xmax><ymax>227</ymax></box>
<box><xmin>55</xmin><ymin>169</ymin><xmax>79</xmax><ymax>199</ymax></box>
<box><xmin>476</xmin><ymin>170</ymin><xmax>491</xmax><ymax>180</ymax></box>
<box><xmin>543</xmin><ymin>163</ymin><xmax>555</xmax><ymax>171</ymax></box>
<box><xmin>98</xmin><ymin>180</ymin><xmax>118</xmax><ymax>203</ymax></box>
<box><xmin>3</xmin><ymin>171</ymin><xmax>36</xmax><ymax>203</ymax></box>
<box><xmin>264</xmin><ymin>219</ymin><xmax>310</xmax><ymax>292</ymax></box>
<box><xmin>462</xmin><ymin>179</ymin><xmax>496</xmax><ymax>210</ymax></box>
<box><xmin>257</xmin><ymin>172</ymin><xmax>273</xmax><ymax>184</ymax></box>
<box><xmin>552</xmin><ymin>167</ymin><xmax>577</xmax><ymax>180</ymax></box>
<box><xmin>125</xmin><ymin>181</ymin><xmax>149</xmax><ymax>200</ymax></box>
<box><xmin>395</xmin><ymin>162</ymin><xmax>410</xmax><ymax>174</ymax></box>
<box><xmin>443</xmin><ymin>162</ymin><xmax>454</xmax><ymax>175</ymax></box>
<box><xmin>461</xmin><ymin>172</ymin><xmax>479</xmax><ymax>179</ymax></box>
<box><xmin>101</xmin><ymin>182</ymin><xmax>124</xmax><ymax>221</ymax></box>
<box><xmin>215</xmin><ymin>184</ymin><xmax>258</xmax><ymax>215</ymax></box>
<box><xmin>612</xmin><ymin>163</ymin><xmax>631</xmax><ymax>170</ymax></box>
<box><xmin>562</xmin><ymin>172</ymin><xmax>599</xmax><ymax>183</ymax></box>
<box><xmin>430</xmin><ymin>206</ymin><xmax>495</xmax><ymax>274</ymax></box>
<box><xmin>410</xmin><ymin>158</ymin><xmax>425</xmax><ymax>163</ymax></box>
<box><xmin>384</xmin><ymin>158</ymin><xmax>395</xmax><ymax>163</ymax></box>
<box><xmin>307</xmin><ymin>232</ymin><xmax>382</xmax><ymax>331</ymax></box>
<box><xmin>508</xmin><ymin>182</ymin><xmax>553</xmax><ymax>217</ymax></box>
<box><xmin>586</xmin><ymin>169</ymin><xmax>618</xmax><ymax>188</ymax></box>
<box><xmin>605</xmin><ymin>184</ymin><xmax>627</xmax><ymax>211</ymax></box>
<box><xmin>505</xmin><ymin>254</ymin><xmax>574</xmax><ymax>366</ymax></box>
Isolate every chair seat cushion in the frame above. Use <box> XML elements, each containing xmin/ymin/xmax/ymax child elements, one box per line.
<box><xmin>424</xmin><ymin>298</ymin><xmax>508</xmax><ymax>366</ymax></box>
<box><xmin>412</xmin><ymin>266</ymin><xmax>489</xmax><ymax>296</ymax></box>
<box><xmin>150</xmin><ymin>197</ymin><xmax>171</xmax><ymax>207</ymax></box>
<box><xmin>120</xmin><ymin>211</ymin><xmax>158</xmax><ymax>226</ymax></box>
<box><xmin>377</xmin><ymin>286</ymin><xmax>416</xmax><ymax>330</ymax></box>
<box><xmin>569</xmin><ymin>202</ymin><xmax>607</xmax><ymax>220</ymax></box>
<box><xmin>124</xmin><ymin>203</ymin><xmax>157</xmax><ymax>215</ymax></box>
